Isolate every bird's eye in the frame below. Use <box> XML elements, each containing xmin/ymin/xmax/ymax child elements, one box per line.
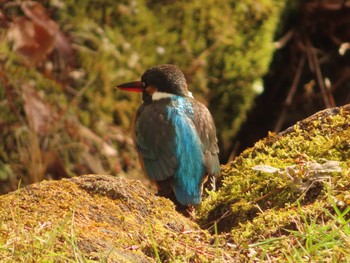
<box><xmin>142</xmin><ymin>82</ymin><xmax>147</xmax><ymax>89</ymax></box>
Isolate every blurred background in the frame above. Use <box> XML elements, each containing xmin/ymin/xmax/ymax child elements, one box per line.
<box><xmin>0</xmin><ymin>0</ymin><xmax>349</xmax><ymax>194</ymax></box>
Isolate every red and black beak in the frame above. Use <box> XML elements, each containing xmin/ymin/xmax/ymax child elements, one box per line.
<box><xmin>115</xmin><ymin>81</ymin><xmax>143</xmax><ymax>92</ymax></box>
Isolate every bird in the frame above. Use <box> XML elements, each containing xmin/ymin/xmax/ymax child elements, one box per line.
<box><xmin>116</xmin><ymin>64</ymin><xmax>220</xmax><ymax>206</ymax></box>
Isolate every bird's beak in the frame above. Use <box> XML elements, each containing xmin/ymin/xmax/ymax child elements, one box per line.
<box><xmin>115</xmin><ymin>81</ymin><xmax>143</xmax><ymax>92</ymax></box>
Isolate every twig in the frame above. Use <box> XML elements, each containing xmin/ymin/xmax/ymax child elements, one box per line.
<box><xmin>48</xmin><ymin>75</ymin><xmax>96</xmax><ymax>135</ymax></box>
<box><xmin>306</xmin><ymin>39</ymin><xmax>334</xmax><ymax>108</ymax></box>
<box><xmin>65</xmin><ymin>75</ymin><xmax>96</xmax><ymax>112</ymax></box>
<box><xmin>274</xmin><ymin>55</ymin><xmax>305</xmax><ymax>132</ymax></box>
<box><xmin>274</xmin><ymin>30</ymin><xmax>294</xmax><ymax>49</ymax></box>
<box><xmin>304</xmin><ymin>1</ymin><xmax>350</xmax><ymax>10</ymax></box>
<box><xmin>177</xmin><ymin>240</ymin><xmax>216</xmax><ymax>258</ymax></box>
<box><xmin>202</xmin><ymin>209</ymin><xmax>232</xmax><ymax>231</ymax></box>
<box><xmin>254</xmin><ymin>192</ymin><xmax>272</xmax><ymax>203</ymax></box>
<box><xmin>227</xmin><ymin>140</ymin><xmax>240</xmax><ymax>162</ymax></box>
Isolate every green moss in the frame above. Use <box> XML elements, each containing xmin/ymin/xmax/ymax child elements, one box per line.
<box><xmin>199</xmin><ymin>105</ymin><xmax>350</xmax><ymax>238</ymax></box>
<box><xmin>0</xmin><ymin>175</ymin><xmax>226</xmax><ymax>262</ymax></box>
<box><xmin>196</xmin><ymin>105</ymin><xmax>350</xmax><ymax>261</ymax></box>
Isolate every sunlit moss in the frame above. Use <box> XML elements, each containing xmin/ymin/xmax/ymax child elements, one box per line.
<box><xmin>199</xmin><ymin>104</ymin><xmax>350</xmax><ymax>240</ymax></box>
<box><xmin>0</xmin><ymin>175</ymin><xmax>223</xmax><ymax>262</ymax></box>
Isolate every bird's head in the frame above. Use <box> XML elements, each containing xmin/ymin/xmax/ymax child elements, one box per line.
<box><xmin>116</xmin><ymin>64</ymin><xmax>190</xmax><ymax>103</ymax></box>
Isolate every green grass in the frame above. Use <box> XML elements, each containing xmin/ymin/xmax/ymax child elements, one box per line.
<box><xmin>251</xmin><ymin>191</ymin><xmax>350</xmax><ymax>262</ymax></box>
<box><xmin>0</xmin><ymin>192</ymin><xmax>90</xmax><ymax>263</ymax></box>
<box><xmin>148</xmin><ymin>219</ymin><xmax>161</xmax><ymax>263</ymax></box>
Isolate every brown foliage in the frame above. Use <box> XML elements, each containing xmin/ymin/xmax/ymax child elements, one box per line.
<box><xmin>7</xmin><ymin>2</ymin><xmax>59</xmax><ymax>66</ymax></box>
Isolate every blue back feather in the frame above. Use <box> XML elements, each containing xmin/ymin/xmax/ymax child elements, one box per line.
<box><xmin>166</xmin><ymin>96</ymin><xmax>204</xmax><ymax>205</ymax></box>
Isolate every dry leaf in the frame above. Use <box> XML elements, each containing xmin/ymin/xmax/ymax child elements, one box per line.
<box><xmin>252</xmin><ymin>165</ymin><xmax>280</xmax><ymax>173</ymax></box>
<box><xmin>22</xmin><ymin>84</ymin><xmax>55</xmax><ymax>136</ymax></box>
<box><xmin>78</xmin><ymin>125</ymin><xmax>118</xmax><ymax>157</ymax></box>
<box><xmin>7</xmin><ymin>2</ymin><xmax>58</xmax><ymax>66</ymax></box>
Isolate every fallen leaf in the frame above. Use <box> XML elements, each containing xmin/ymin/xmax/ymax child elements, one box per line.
<box><xmin>308</xmin><ymin>160</ymin><xmax>342</xmax><ymax>174</ymax></box>
<box><xmin>22</xmin><ymin>84</ymin><xmax>55</xmax><ymax>136</ymax></box>
<box><xmin>7</xmin><ymin>2</ymin><xmax>58</xmax><ymax>66</ymax></box>
<box><xmin>252</xmin><ymin>164</ymin><xmax>280</xmax><ymax>173</ymax></box>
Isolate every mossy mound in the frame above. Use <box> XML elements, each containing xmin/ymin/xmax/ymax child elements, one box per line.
<box><xmin>0</xmin><ymin>175</ymin><xmax>228</xmax><ymax>262</ymax></box>
<box><xmin>0</xmin><ymin>104</ymin><xmax>349</xmax><ymax>261</ymax></box>
<box><xmin>198</xmin><ymin>103</ymin><xmax>350</xmax><ymax>259</ymax></box>
<box><xmin>199</xmin><ymin>103</ymin><xmax>350</xmax><ymax>232</ymax></box>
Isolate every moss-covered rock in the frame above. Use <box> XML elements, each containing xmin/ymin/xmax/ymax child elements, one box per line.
<box><xmin>0</xmin><ymin>174</ymin><xmax>227</xmax><ymax>262</ymax></box>
<box><xmin>0</xmin><ymin>104</ymin><xmax>349</xmax><ymax>261</ymax></box>
<box><xmin>198</xmin><ymin>103</ymin><xmax>350</xmax><ymax>260</ymax></box>
<box><xmin>200</xmin><ymin>103</ymin><xmax>350</xmax><ymax>228</ymax></box>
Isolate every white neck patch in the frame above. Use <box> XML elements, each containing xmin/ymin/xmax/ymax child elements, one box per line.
<box><xmin>152</xmin><ymin>92</ymin><xmax>174</xmax><ymax>101</ymax></box>
<box><xmin>152</xmin><ymin>91</ymin><xmax>194</xmax><ymax>101</ymax></box>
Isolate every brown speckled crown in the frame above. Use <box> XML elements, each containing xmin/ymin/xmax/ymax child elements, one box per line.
<box><xmin>141</xmin><ymin>64</ymin><xmax>189</xmax><ymax>97</ymax></box>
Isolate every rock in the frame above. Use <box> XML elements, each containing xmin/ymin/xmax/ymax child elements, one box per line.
<box><xmin>198</xmin><ymin>104</ymin><xmax>350</xmax><ymax>254</ymax></box>
<box><xmin>0</xmin><ymin>175</ymin><xmax>221</xmax><ymax>262</ymax></box>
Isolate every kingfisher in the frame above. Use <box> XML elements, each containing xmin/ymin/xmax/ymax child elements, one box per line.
<box><xmin>116</xmin><ymin>64</ymin><xmax>220</xmax><ymax>206</ymax></box>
